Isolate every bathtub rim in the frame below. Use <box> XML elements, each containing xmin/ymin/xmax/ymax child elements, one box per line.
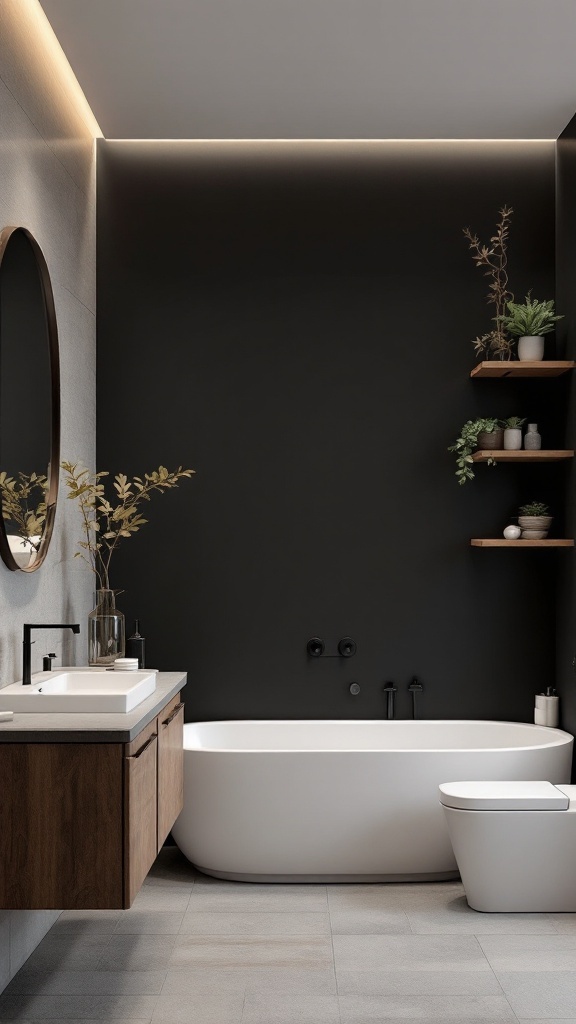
<box><xmin>182</xmin><ymin>719</ymin><xmax>573</xmax><ymax>754</ymax></box>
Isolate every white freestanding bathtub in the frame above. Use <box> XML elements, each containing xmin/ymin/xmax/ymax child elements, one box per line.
<box><xmin>171</xmin><ymin>720</ymin><xmax>573</xmax><ymax>882</ymax></box>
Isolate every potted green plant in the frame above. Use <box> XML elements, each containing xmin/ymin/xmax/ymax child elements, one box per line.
<box><xmin>518</xmin><ymin>501</ymin><xmax>552</xmax><ymax>539</ymax></box>
<box><xmin>502</xmin><ymin>416</ymin><xmax>526</xmax><ymax>451</ymax></box>
<box><xmin>449</xmin><ymin>417</ymin><xmax>503</xmax><ymax>485</ymax></box>
<box><xmin>499</xmin><ymin>296</ymin><xmax>563</xmax><ymax>362</ymax></box>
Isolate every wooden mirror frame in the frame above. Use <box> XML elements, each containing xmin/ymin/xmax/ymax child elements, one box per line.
<box><xmin>0</xmin><ymin>226</ymin><xmax>61</xmax><ymax>572</ymax></box>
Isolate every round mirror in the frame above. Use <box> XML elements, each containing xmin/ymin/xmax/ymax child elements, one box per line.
<box><xmin>0</xmin><ymin>226</ymin><xmax>60</xmax><ymax>571</ymax></box>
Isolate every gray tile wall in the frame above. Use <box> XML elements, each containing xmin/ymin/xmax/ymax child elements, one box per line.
<box><xmin>0</xmin><ymin>0</ymin><xmax>97</xmax><ymax>989</ymax></box>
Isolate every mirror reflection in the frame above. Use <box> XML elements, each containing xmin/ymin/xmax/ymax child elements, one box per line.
<box><xmin>0</xmin><ymin>226</ymin><xmax>60</xmax><ymax>571</ymax></box>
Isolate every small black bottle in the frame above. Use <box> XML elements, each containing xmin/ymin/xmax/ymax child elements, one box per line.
<box><xmin>126</xmin><ymin>619</ymin><xmax>145</xmax><ymax>668</ymax></box>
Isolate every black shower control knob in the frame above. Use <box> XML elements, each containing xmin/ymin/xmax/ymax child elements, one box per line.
<box><xmin>338</xmin><ymin>637</ymin><xmax>357</xmax><ymax>658</ymax></box>
<box><xmin>307</xmin><ymin>637</ymin><xmax>325</xmax><ymax>657</ymax></box>
<box><xmin>349</xmin><ymin>682</ymin><xmax>360</xmax><ymax>695</ymax></box>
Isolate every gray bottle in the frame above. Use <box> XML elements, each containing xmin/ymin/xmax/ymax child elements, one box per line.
<box><xmin>524</xmin><ymin>423</ymin><xmax>541</xmax><ymax>450</ymax></box>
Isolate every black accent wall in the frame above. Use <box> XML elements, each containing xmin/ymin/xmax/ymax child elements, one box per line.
<box><xmin>97</xmin><ymin>141</ymin><xmax>558</xmax><ymax>723</ymax></box>
<box><xmin>556</xmin><ymin>119</ymin><xmax>576</xmax><ymax>740</ymax></box>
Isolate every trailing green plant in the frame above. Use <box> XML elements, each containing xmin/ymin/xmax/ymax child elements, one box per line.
<box><xmin>519</xmin><ymin>501</ymin><xmax>550</xmax><ymax>517</ymax></box>
<box><xmin>502</xmin><ymin>416</ymin><xmax>526</xmax><ymax>429</ymax></box>
<box><xmin>499</xmin><ymin>295</ymin><xmax>563</xmax><ymax>337</ymax></box>
<box><xmin>463</xmin><ymin>205</ymin><xmax>515</xmax><ymax>360</ymax></box>
<box><xmin>61</xmin><ymin>461</ymin><xmax>195</xmax><ymax>590</ymax></box>
<box><xmin>448</xmin><ymin>417</ymin><xmax>501</xmax><ymax>485</ymax></box>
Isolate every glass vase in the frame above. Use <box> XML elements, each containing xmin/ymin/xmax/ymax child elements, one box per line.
<box><xmin>88</xmin><ymin>589</ymin><xmax>125</xmax><ymax>666</ymax></box>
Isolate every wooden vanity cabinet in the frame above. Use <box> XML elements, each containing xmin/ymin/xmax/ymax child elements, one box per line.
<box><xmin>0</xmin><ymin>691</ymin><xmax>184</xmax><ymax>911</ymax></box>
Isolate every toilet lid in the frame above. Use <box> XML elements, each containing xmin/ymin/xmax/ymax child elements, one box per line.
<box><xmin>439</xmin><ymin>780</ymin><xmax>569</xmax><ymax>810</ymax></box>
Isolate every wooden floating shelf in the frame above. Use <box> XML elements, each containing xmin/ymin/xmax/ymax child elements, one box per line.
<box><xmin>470</xmin><ymin>360</ymin><xmax>575</xmax><ymax>379</ymax></box>
<box><xmin>471</xmin><ymin>539</ymin><xmax>574</xmax><ymax>548</ymax></box>
<box><xmin>472</xmin><ymin>450</ymin><xmax>574</xmax><ymax>463</ymax></box>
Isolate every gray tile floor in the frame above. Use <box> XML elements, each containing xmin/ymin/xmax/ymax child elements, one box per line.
<box><xmin>1</xmin><ymin>847</ymin><xmax>576</xmax><ymax>1022</ymax></box>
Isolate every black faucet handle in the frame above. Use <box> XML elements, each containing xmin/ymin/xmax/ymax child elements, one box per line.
<box><xmin>43</xmin><ymin>653</ymin><xmax>57</xmax><ymax>671</ymax></box>
<box><xmin>307</xmin><ymin>637</ymin><xmax>325</xmax><ymax>657</ymax></box>
<box><xmin>338</xmin><ymin>637</ymin><xmax>357</xmax><ymax>658</ymax></box>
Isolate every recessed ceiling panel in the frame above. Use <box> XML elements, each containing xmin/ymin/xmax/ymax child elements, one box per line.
<box><xmin>40</xmin><ymin>0</ymin><xmax>576</xmax><ymax>139</ymax></box>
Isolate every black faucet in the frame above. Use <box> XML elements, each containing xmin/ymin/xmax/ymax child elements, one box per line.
<box><xmin>22</xmin><ymin>623</ymin><xmax>80</xmax><ymax>685</ymax></box>
<box><xmin>383</xmin><ymin>681</ymin><xmax>397</xmax><ymax>720</ymax></box>
<box><xmin>408</xmin><ymin>677</ymin><xmax>424</xmax><ymax>719</ymax></box>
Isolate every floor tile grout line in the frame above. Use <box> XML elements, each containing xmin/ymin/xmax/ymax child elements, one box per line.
<box><xmin>328</xmin><ymin>914</ymin><xmax>343</xmax><ymax>1024</ymax></box>
<box><xmin>180</xmin><ymin>910</ymin><xmax>331</xmax><ymax>915</ymax></box>
<box><xmin>473</xmin><ymin>927</ymin><xmax>521</xmax><ymax>1021</ymax></box>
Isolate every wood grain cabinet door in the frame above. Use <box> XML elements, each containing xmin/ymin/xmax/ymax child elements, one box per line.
<box><xmin>124</xmin><ymin>723</ymin><xmax>158</xmax><ymax>907</ymax></box>
<box><xmin>157</xmin><ymin>693</ymin><xmax>184</xmax><ymax>852</ymax></box>
<box><xmin>0</xmin><ymin>742</ymin><xmax>123</xmax><ymax>909</ymax></box>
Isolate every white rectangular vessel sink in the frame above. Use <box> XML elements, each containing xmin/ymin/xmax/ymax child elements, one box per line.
<box><xmin>0</xmin><ymin>670</ymin><xmax>157</xmax><ymax>713</ymax></box>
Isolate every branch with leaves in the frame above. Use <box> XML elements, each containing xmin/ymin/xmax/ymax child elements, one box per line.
<box><xmin>0</xmin><ymin>471</ymin><xmax>48</xmax><ymax>550</ymax></box>
<box><xmin>61</xmin><ymin>461</ymin><xmax>195</xmax><ymax>590</ymax></box>
<box><xmin>463</xmin><ymin>205</ymin><xmax>515</xmax><ymax>359</ymax></box>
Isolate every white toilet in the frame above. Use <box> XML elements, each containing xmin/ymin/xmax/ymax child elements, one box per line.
<box><xmin>439</xmin><ymin>780</ymin><xmax>576</xmax><ymax>913</ymax></box>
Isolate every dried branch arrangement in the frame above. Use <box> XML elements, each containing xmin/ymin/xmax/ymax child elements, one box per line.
<box><xmin>61</xmin><ymin>461</ymin><xmax>194</xmax><ymax>590</ymax></box>
<box><xmin>463</xmin><ymin>205</ymin><xmax>514</xmax><ymax>360</ymax></box>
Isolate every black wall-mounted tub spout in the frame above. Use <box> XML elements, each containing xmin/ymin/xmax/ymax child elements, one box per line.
<box><xmin>383</xmin><ymin>682</ymin><xmax>397</xmax><ymax>720</ymax></box>
<box><xmin>22</xmin><ymin>623</ymin><xmax>80</xmax><ymax>685</ymax></box>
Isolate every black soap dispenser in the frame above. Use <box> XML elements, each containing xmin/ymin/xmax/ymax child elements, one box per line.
<box><xmin>126</xmin><ymin>620</ymin><xmax>145</xmax><ymax>668</ymax></box>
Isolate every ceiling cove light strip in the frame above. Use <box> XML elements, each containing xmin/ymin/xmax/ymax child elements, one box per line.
<box><xmin>22</xmin><ymin>0</ymin><xmax>103</xmax><ymax>138</ymax></box>
<box><xmin>106</xmin><ymin>138</ymin><xmax>555</xmax><ymax>144</ymax></box>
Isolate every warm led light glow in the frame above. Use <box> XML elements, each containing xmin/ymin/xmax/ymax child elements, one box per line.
<box><xmin>105</xmin><ymin>138</ymin><xmax>555</xmax><ymax>144</ymax></box>
<box><xmin>16</xmin><ymin>0</ymin><xmax>102</xmax><ymax>138</ymax></box>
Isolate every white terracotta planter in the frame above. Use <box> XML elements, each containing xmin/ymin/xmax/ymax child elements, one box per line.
<box><xmin>518</xmin><ymin>335</ymin><xmax>545</xmax><ymax>361</ymax></box>
<box><xmin>503</xmin><ymin>428</ymin><xmax>522</xmax><ymax>450</ymax></box>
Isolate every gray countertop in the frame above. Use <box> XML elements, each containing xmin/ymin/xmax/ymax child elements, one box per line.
<box><xmin>0</xmin><ymin>672</ymin><xmax>187</xmax><ymax>742</ymax></box>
